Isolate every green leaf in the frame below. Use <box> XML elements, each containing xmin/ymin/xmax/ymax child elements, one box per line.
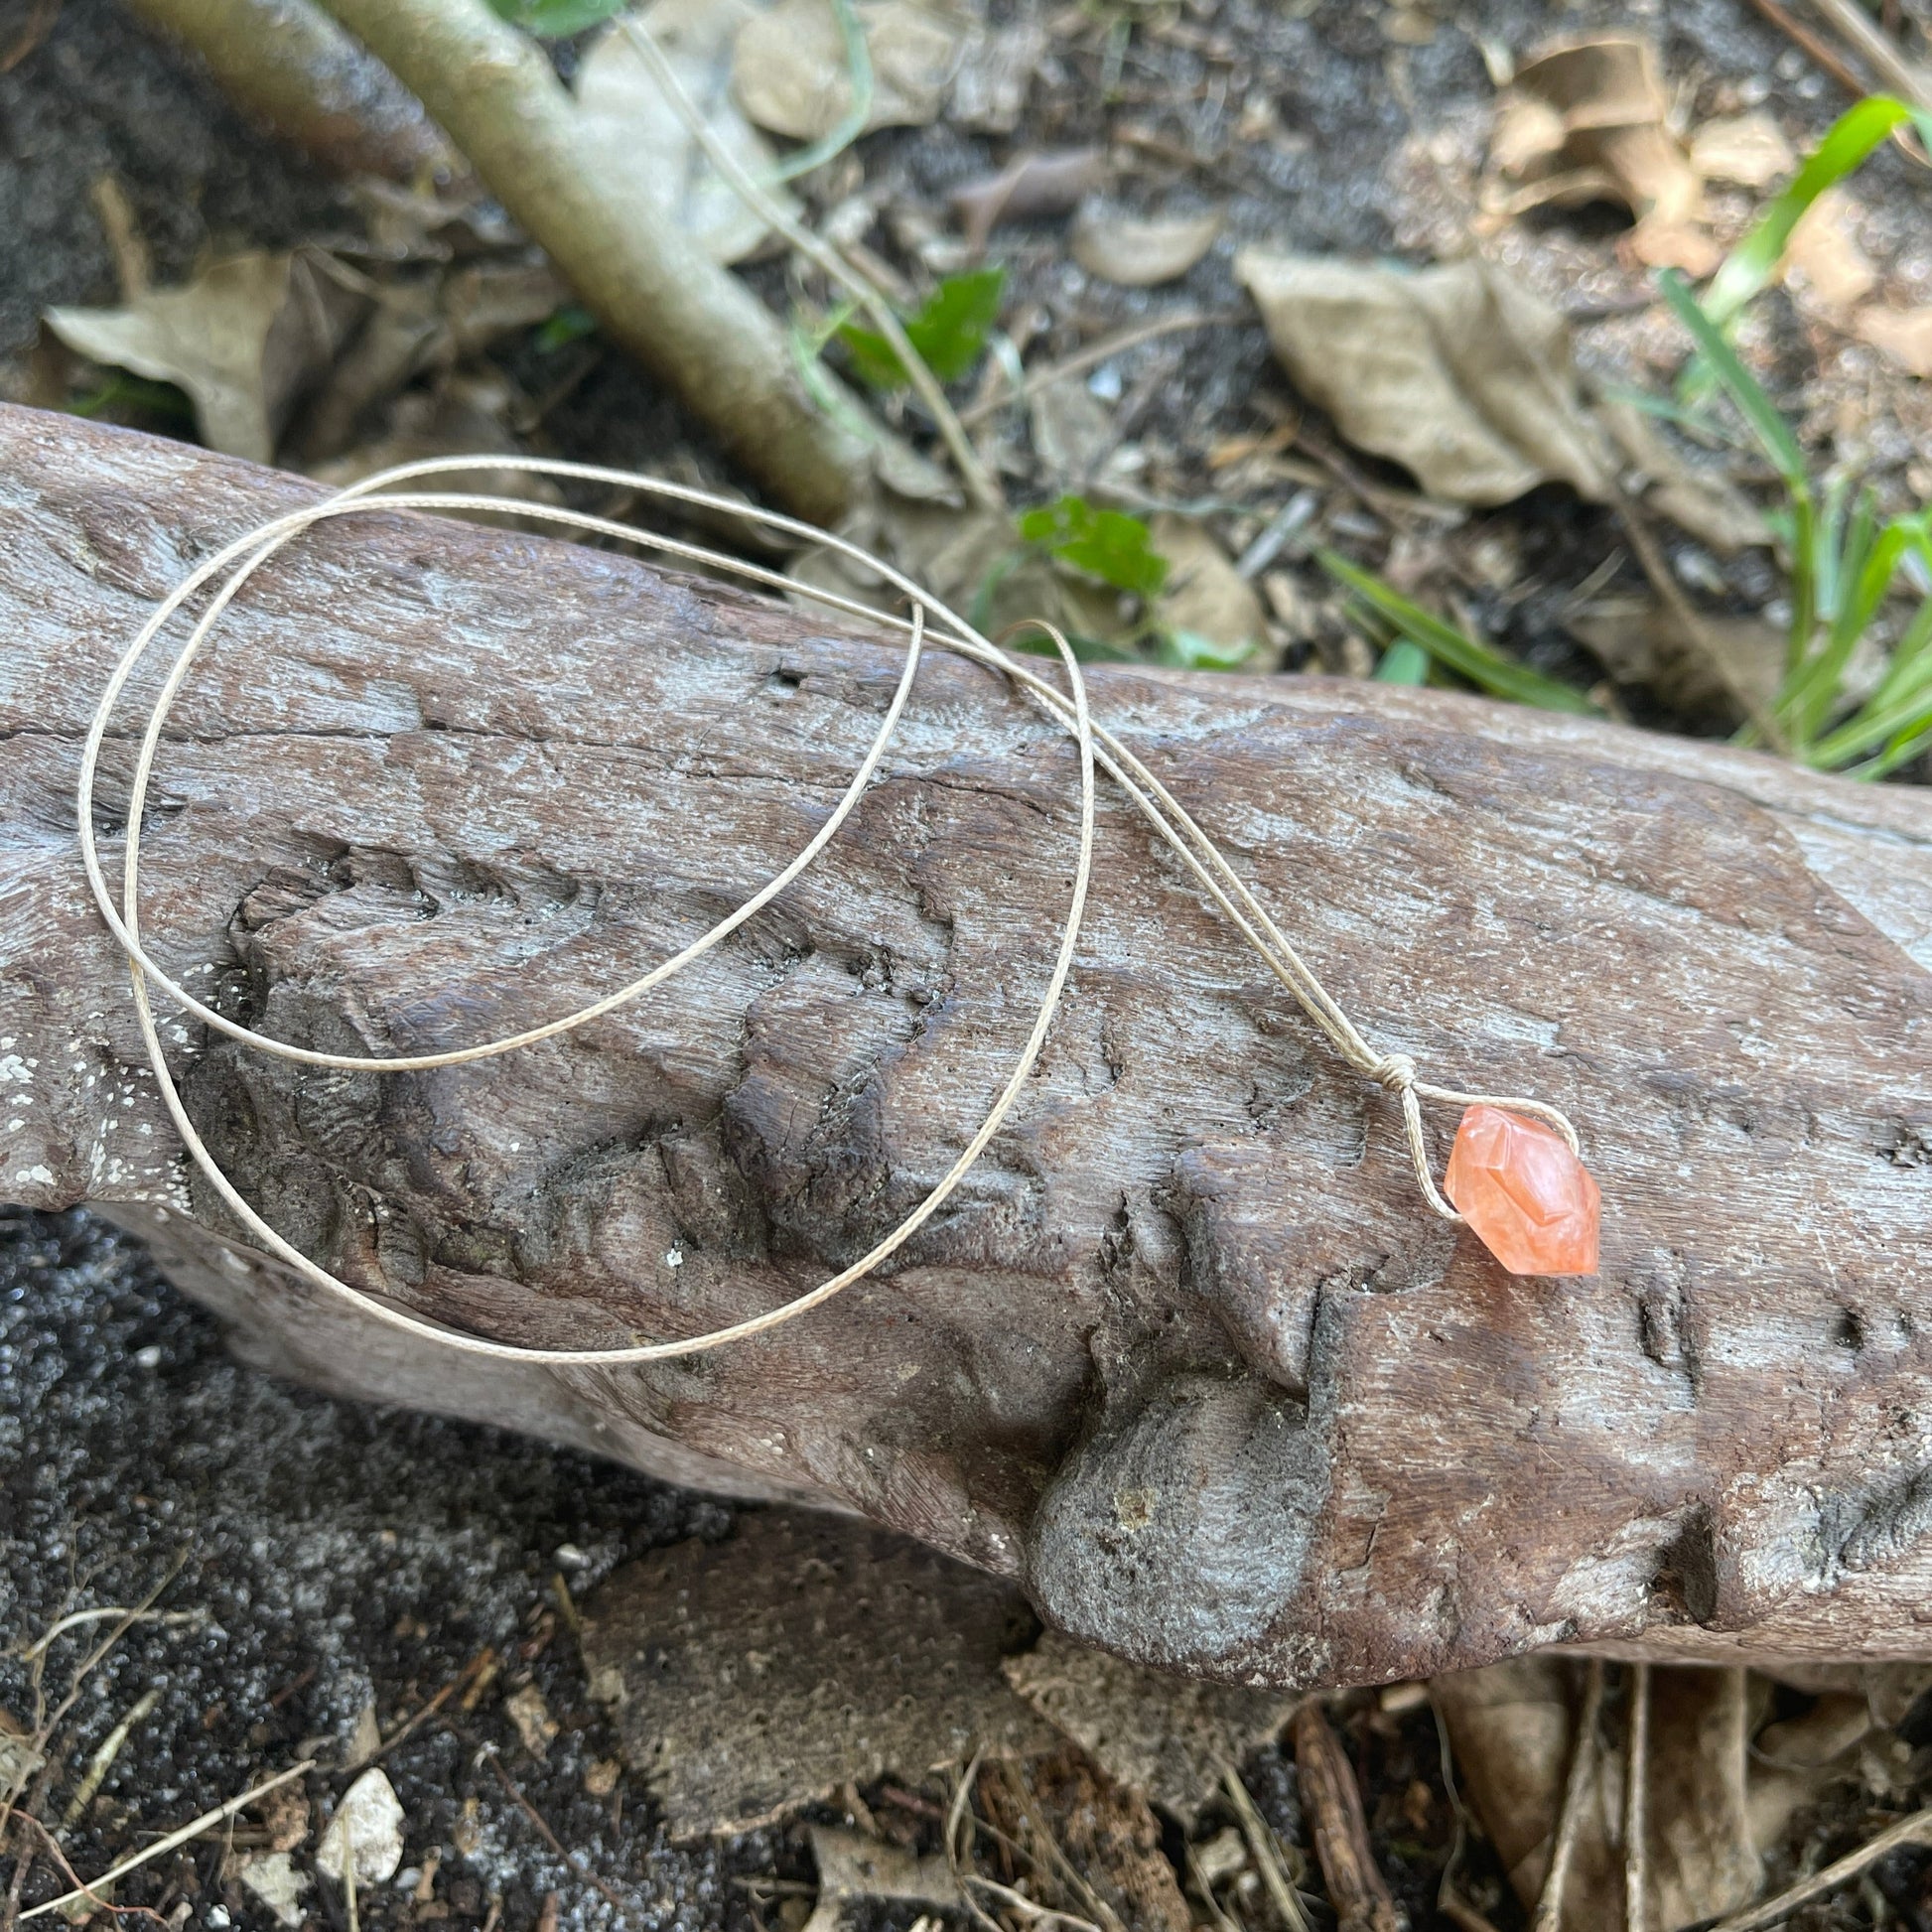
<box><xmin>838</xmin><ymin>268</ymin><xmax>1006</xmax><ymax>389</ymax></box>
<box><xmin>1155</xmin><ymin>627</ymin><xmax>1256</xmax><ymax>672</ymax></box>
<box><xmin>1702</xmin><ymin>97</ymin><xmax>1920</xmax><ymax>328</ymax></box>
<box><xmin>533</xmin><ymin>305</ymin><xmax>597</xmax><ymax>353</ymax></box>
<box><xmin>1316</xmin><ymin>550</ymin><xmax>1598</xmax><ymax>715</ymax></box>
<box><xmin>1019</xmin><ymin>495</ymin><xmax>1169</xmax><ymax>599</ymax></box>
<box><xmin>1374</xmin><ymin>638</ymin><xmax>1430</xmax><ymax>685</ymax></box>
<box><xmin>486</xmin><ymin>0</ymin><xmax>625</xmax><ymax>34</ymax></box>
<box><xmin>1657</xmin><ymin>270</ymin><xmax>1808</xmax><ymax>493</ymax></box>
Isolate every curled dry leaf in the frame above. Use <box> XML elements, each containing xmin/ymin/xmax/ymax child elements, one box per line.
<box><xmin>732</xmin><ymin>0</ymin><xmax>967</xmax><ymax>142</ymax></box>
<box><xmin>1071</xmin><ymin>207</ymin><xmax>1223</xmax><ymax>287</ymax></box>
<box><xmin>1486</xmin><ymin>38</ymin><xmax>1713</xmax><ymax>273</ymax></box>
<box><xmin>951</xmin><ymin>147</ymin><xmax>1112</xmax><ymax>255</ymax></box>
<box><xmin>46</xmin><ymin>251</ymin><xmax>362</xmax><ymax>464</ymax></box>
<box><xmin>317</xmin><ymin>1766</ymin><xmax>406</xmax><ymax>1888</ymax></box>
<box><xmin>1689</xmin><ymin>109</ymin><xmax>1795</xmax><ymax>189</ymax></box>
<box><xmin>578</xmin><ymin>0</ymin><xmax>797</xmax><ymax>266</ymax></box>
<box><xmin>1235</xmin><ymin>250</ymin><xmax>1612</xmax><ymax>506</ymax></box>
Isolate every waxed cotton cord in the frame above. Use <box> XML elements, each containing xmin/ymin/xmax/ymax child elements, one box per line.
<box><xmin>82</xmin><ymin>454</ymin><xmax>1582</xmax><ymax>1366</ymax></box>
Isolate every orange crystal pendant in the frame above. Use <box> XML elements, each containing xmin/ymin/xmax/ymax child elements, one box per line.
<box><xmin>1444</xmin><ymin>1103</ymin><xmax>1600</xmax><ymax>1277</ymax></box>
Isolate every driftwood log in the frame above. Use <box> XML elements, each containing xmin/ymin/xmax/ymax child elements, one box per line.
<box><xmin>5</xmin><ymin>403</ymin><xmax>1931</xmax><ymax>1690</ymax></box>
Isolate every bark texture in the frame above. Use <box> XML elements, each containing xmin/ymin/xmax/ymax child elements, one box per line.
<box><xmin>5</xmin><ymin>405</ymin><xmax>1932</xmax><ymax>1689</ymax></box>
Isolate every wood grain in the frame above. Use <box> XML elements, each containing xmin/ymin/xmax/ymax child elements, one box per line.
<box><xmin>4</xmin><ymin>403</ymin><xmax>1931</xmax><ymax>1688</ymax></box>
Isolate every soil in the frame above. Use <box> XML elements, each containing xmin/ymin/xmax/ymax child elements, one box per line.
<box><xmin>5</xmin><ymin>0</ymin><xmax>1932</xmax><ymax>1927</ymax></box>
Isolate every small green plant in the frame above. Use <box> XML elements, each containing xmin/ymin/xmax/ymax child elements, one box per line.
<box><xmin>1660</xmin><ymin>269</ymin><xmax>1932</xmax><ymax>776</ymax></box>
<box><xmin>533</xmin><ymin>304</ymin><xmax>597</xmax><ymax>353</ymax></box>
<box><xmin>1019</xmin><ymin>495</ymin><xmax>1169</xmax><ymax>600</ymax></box>
<box><xmin>1316</xmin><ymin>551</ymin><xmax>1599</xmax><ymax>715</ymax></box>
<box><xmin>486</xmin><ymin>0</ymin><xmax>625</xmax><ymax>34</ymax></box>
<box><xmin>838</xmin><ymin>268</ymin><xmax>1006</xmax><ymax>389</ymax></box>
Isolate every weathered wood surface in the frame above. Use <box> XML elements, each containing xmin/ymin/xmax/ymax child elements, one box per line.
<box><xmin>5</xmin><ymin>402</ymin><xmax>1932</xmax><ymax>1689</ymax></box>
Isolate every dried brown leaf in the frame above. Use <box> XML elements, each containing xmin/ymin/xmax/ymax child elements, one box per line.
<box><xmin>1149</xmin><ymin>514</ymin><xmax>1267</xmax><ymax>663</ymax></box>
<box><xmin>1071</xmin><ymin>207</ymin><xmax>1223</xmax><ymax>287</ymax></box>
<box><xmin>732</xmin><ymin>0</ymin><xmax>967</xmax><ymax>142</ymax></box>
<box><xmin>1002</xmin><ymin>1629</ymin><xmax>1293</xmax><ymax>1829</ymax></box>
<box><xmin>46</xmin><ymin>251</ymin><xmax>361</xmax><ymax>463</ymax></box>
<box><xmin>1568</xmin><ymin>598</ymin><xmax>1784</xmax><ymax>719</ymax></box>
<box><xmin>580</xmin><ymin>0</ymin><xmax>797</xmax><ymax>266</ymax></box>
<box><xmin>578</xmin><ymin>1512</ymin><xmax>1055</xmax><ymax>1838</ymax></box>
<box><xmin>1235</xmin><ymin>250</ymin><xmax>1612</xmax><ymax>505</ymax></box>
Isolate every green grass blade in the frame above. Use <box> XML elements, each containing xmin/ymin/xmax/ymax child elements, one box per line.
<box><xmin>1702</xmin><ymin>97</ymin><xmax>1915</xmax><ymax>328</ymax></box>
<box><xmin>1658</xmin><ymin>270</ymin><xmax>1808</xmax><ymax>492</ymax></box>
<box><xmin>1317</xmin><ymin>551</ymin><xmax>1597</xmax><ymax>715</ymax></box>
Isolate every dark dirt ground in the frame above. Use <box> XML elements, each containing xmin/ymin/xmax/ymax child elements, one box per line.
<box><xmin>7</xmin><ymin>0</ymin><xmax>1932</xmax><ymax>1928</ymax></box>
<box><xmin>5</xmin><ymin>1208</ymin><xmax>1454</xmax><ymax>1932</ymax></box>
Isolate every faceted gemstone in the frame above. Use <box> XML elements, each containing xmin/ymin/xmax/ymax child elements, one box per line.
<box><xmin>1444</xmin><ymin>1104</ymin><xmax>1600</xmax><ymax>1277</ymax></box>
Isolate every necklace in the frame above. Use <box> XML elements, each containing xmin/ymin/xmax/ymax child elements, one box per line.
<box><xmin>79</xmin><ymin>455</ymin><xmax>1599</xmax><ymax>1369</ymax></box>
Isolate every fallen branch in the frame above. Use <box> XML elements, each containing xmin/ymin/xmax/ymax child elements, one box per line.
<box><xmin>313</xmin><ymin>0</ymin><xmax>869</xmax><ymax>523</ymax></box>
<box><xmin>122</xmin><ymin>0</ymin><xmax>451</xmax><ymax>181</ymax></box>
<box><xmin>8</xmin><ymin>406</ymin><xmax>1932</xmax><ymax>1691</ymax></box>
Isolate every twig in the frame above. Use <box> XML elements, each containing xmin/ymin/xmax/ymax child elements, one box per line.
<box><xmin>18</xmin><ymin>1610</ymin><xmax>199</xmax><ymax>1664</ymax></box>
<box><xmin>370</xmin><ymin>1648</ymin><xmax>491</xmax><ymax>1763</ymax></box>
<box><xmin>960</xmin><ymin>1873</ymin><xmax>1107</xmax><ymax>1932</ymax></box>
<box><xmin>1740</xmin><ymin>0</ymin><xmax>1870</xmax><ymax>94</ymax></box>
<box><xmin>1430</xmin><ymin>1691</ymin><xmax>1503</xmax><ymax>1932</ymax></box>
<box><xmin>62</xmin><ymin>1686</ymin><xmax>162</xmax><ymax>1830</ymax></box>
<box><xmin>1218</xmin><ymin>1758</ymin><xmax>1312</xmax><ymax>1932</ymax></box>
<box><xmin>1624</xmin><ymin>1663</ymin><xmax>1650</xmax><ymax>1932</ymax></box>
<box><xmin>1708</xmin><ymin>1807</ymin><xmax>1932</xmax><ymax>1932</ymax></box>
<box><xmin>955</xmin><ymin>311</ymin><xmax>1244</xmax><ymax>427</ymax></box>
<box><xmin>1288</xmin><ymin>1707</ymin><xmax>1402</xmax><ymax>1932</ymax></box>
<box><xmin>616</xmin><ymin>13</ymin><xmax>1003</xmax><ymax>513</ymax></box>
<box><xmin>1532</xmin><ymin>1661</ymin><xmax>1604</xmax><ymax>1932</ymax></box>
<box><xmin>1804</xmin><ymin>0</ymin><xmax>1932</xmax><ymax>107</ymax></box>
<box><xmin>1183</xmin><ymin>1839</ymin><xmax>1245</xmax><ymax>1932</ymax></box>
<box><xmin>19</xmin><ymin>1760</ymin><xmax>316</xmax><ymax>1923</ymax></box>
<box><xmin>483</xmin><ymin>1750</ymin><xmax>627</xmax><ymax>1912</ymax></box>
<box><xmin>316</xmin><ymin>0</ymin><xmax>869</xmax><ymax>524</ymax></box>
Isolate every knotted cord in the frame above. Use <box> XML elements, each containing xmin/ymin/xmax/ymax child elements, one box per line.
<box><xmin>80</xmin><ymin>454</ymin><xmax>1582</xmax><ymax>1366</ymax></box>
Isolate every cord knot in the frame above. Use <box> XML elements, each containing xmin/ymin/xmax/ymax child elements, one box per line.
<box><xmin>1370</xmin><ymin>1052</ymin><xmax>1417</xmax><ymax>1094</ymax></box>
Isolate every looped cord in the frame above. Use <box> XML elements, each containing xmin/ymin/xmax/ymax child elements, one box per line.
<box><xmin>82</xmin><ymin>454</ymin><xmax>1583</xmax><ymax>1364</ymax></box>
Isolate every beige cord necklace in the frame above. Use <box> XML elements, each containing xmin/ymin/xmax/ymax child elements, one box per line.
<box><xmin>80</xmin><ymin>456</ymin><xmax>1600</xmax><ymax>1370</ymax></box>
